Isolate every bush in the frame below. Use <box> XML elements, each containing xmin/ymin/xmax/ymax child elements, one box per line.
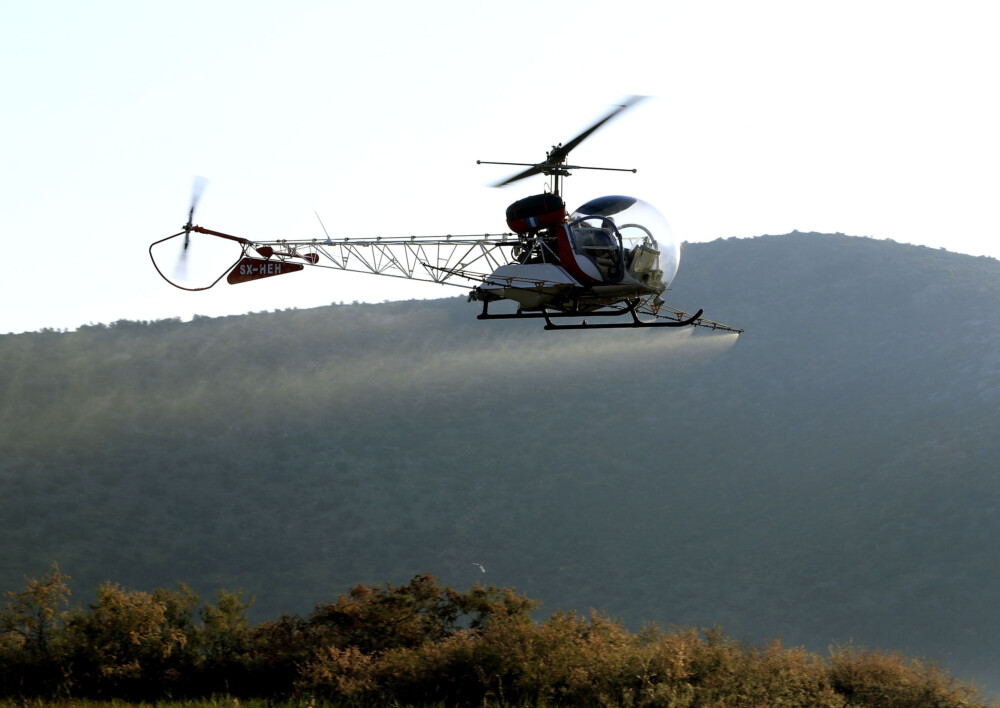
<box><xmin>62</xmin><ymin>582</ymin><xmax>199</xmax><ymax>698</ymax></box>
<box><xmin>828</xmin><ymin>643</ymin><xmax>982</xmax><ymax>708</ymax></box>
<box><xmin>1</xmin><ymin>570</ymin><xmax>993</xmax><ymax>707</ymax></box>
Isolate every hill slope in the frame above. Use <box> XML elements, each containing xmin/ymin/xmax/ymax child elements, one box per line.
<box><xmin>2</xmin><ymin>232</ymin><xmax>998</xmax><ymax>687</ymax></box>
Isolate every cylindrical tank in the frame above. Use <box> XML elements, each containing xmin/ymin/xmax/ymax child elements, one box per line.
<box><xmin>505</xmin><ymin>193</ymin><xmax>566</xmax><ymax>234</ymax></box>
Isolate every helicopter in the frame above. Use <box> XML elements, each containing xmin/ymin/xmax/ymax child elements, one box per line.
<box><xmin>149</xmin><ymin>96</ymin><xmax>742</xmax><ymax>333</ymax></box>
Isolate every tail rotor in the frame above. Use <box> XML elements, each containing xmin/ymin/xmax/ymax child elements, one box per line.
<box><xmin>177</xmin><ymin>176</ymin><xmax>208</xmax><ymax>280</ymax></box>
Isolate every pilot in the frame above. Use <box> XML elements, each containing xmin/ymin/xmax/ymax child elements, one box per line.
<box><xmin>592</xmin><ymin>229</ymin><xmax>614</xmax><ymax>252</ymax></box>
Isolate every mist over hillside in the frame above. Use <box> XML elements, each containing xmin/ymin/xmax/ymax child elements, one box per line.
<box><xmin>2</xmin><ymin>232</ymin><xmax>998</xmax><ymax>689</ymax></box>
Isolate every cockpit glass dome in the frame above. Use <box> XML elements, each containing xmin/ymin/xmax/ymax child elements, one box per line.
<box><xmin>569</xmin><ymin>196</ymin><xmax>679</xmax><ymax>284</ymax></box>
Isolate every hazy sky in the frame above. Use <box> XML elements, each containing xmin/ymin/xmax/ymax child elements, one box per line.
<box><xmin>2</xmin><ymin>0</ymin><xmax>997</xmax><ymax>333</ymax></box>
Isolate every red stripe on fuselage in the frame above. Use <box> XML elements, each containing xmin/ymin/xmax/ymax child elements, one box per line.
<box><xmin>555</xmin><ymin>225</ymin><xmax>602</xmax><ymax>286</ymax></box>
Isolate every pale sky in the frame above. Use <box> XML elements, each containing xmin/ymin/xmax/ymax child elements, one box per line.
<box><xmin>2</xmin><ymin>0</ymin><xmax>997</xmax><ymax>334</ymax></box>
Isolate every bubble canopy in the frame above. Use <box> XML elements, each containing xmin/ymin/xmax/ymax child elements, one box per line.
<box><xmin>569</xmin><ymin>196</ymin><xmax>679</xmax><ymax>285</ymax></box>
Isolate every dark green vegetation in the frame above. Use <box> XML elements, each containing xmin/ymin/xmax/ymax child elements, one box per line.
<box><xmin>2</xmin><ymin>233</ymin><xmax>999</xmax><ymax>693</ymax></box>
<box><xmin>1</xmin><ymin>566</ymin><xmax>992</xmax><ymax>706</ymax></box>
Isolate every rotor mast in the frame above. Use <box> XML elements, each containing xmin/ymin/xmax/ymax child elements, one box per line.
<box><xmin>546</xmin><ymin>145</ymin><xmax>571</xmax><ymax>197</ymax></box>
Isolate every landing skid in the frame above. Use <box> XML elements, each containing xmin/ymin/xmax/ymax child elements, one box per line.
<box><xmin>477</xmin><ymin>300</ymin><xmax>704</xmax><ymax>330</ymax></box>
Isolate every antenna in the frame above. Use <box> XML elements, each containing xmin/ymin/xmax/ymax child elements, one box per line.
<box><xmin>315</xmin><ymin>211</ymin><xmax>332</xmax><ymax>242</ymax></box>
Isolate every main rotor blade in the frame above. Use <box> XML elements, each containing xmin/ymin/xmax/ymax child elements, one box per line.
<box><xmin>548</xmin><ymin>95</ymin><xmax>646</xmax><ymax>164</ymax></box>
<box><xmin>490</xmin><ymin>95</ymin><xmax>647</xmax><ymax>187</ymax></box>
<box><xmin>492</xmin><ymin>162</ymin><xmax>549</xmax><ymax>188</ymax></box>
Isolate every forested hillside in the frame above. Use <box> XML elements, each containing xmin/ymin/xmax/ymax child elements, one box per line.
<box><xmin>2</xmin><ymin>232</ymin><xmax>998</xmax><ymax>689</ymax></box>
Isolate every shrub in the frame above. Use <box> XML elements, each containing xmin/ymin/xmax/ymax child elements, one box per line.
<box><xmin>828</xmin><ymin>643</ymin><xmax>982</xmax><ymax>708</ymax></box>
<box><xmin>0</xmin><ymin>570</ymin><xmax>994</xmax><ymax>707</ymax></box>
<box><xmin>63</xmin><ymin>583</ymin><xmax>199</xmax><ymax>698</ymax></box>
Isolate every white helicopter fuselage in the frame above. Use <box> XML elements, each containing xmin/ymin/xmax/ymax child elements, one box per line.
<box><xmin>479</xmin><ymin>260</ymin><xmax>663</xmax><ymax>311</ymax></box>
<box><xmin>476</xmin><ymin>195</ymin><xmax>675</xmax><ymax>312</ymax></box>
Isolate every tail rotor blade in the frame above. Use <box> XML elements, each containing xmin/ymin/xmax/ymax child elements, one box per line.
<box><xmin>189</xmin><ymin>176</ymin><xmax>207</xmax><ymax>216</ymax></box>
<box><xmin>174</xmin><ymin>245</ymin><xmax>189</xmax><ymax>281</ymax></box>
<box><xmin>180</xmin><ymin>176</ymin><xmax>208</xmax><ymax>278</ymax></box>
